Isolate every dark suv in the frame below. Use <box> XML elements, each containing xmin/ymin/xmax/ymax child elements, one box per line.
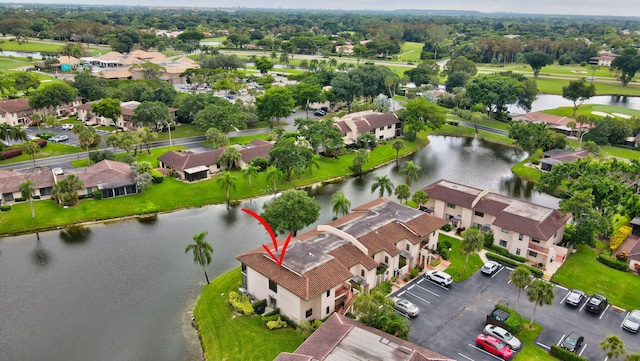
<box><xmin>585</xmin><ymin>294</ymin><xmax>608</xmax><ymax>314</ymax></box>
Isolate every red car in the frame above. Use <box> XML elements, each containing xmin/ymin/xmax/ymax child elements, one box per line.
<box><xmin>476</xmin><ymin>334</ymin><xmax>514</xmax><ymax>360</ymax></box>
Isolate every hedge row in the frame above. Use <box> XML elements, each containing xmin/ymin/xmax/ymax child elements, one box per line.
<box><xmin>486</xmin><ymin>252</ymin><xmax>544</xmax><ymax>276</ymax></box>
<box><xmin>485</xmin><ymin>245</ymin><xmax>526</xmax><ymax>262</ymax></box>
<box><xmin>0</xmin><ymin>139</ymin><xmax>47</xmax><ymax>160</ymax></box>
<box><xmin>610</xmin><ymin>226</ymin><xmax>632</xmax><ymax>251</ymax></box>
<box><xmin>151</xmin><ymin>169</ymin><xmax>164</xmax><ymax>183</ymax></box>
<box><xmin>493</xmin><ymin>303</ymin><xmax>523</xmax><ymax>335</ymax></box>
<box><xmin>597</xmin><ymin>254</ymin><xmax>629</xmax><ymax>271</ymax></box>
<box><xmin>550</xmin><ymin>345</ymin><xmax>589</xmax><ymax>361</ymax></box>
<box><xmin>0</xmin><ymin>205</ymin><xmax>11</xmax><ymax>211</ymax></box>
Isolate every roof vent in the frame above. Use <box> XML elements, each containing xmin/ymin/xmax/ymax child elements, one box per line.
<box><xmin>397</xmin><ymin>346</ymin><xmax>412</xmax><ymax>354</ymax></box>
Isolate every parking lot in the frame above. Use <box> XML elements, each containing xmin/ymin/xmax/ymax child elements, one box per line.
<box><xmin>391</xmin><ymin>266</ymin><xmax>638</xmax><ymax>361</ymax></box>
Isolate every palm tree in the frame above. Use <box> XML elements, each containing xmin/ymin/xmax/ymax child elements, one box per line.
<box><xmin>460</xmin><ymin>227</ymin><xmax>484</xmax><ymax>274</ymax></box>
<box><xmin>395</xmin><ymin>184</ymin><xmax>411</xmax><ymax>204</ymax></box>
<box><xmin>78</xmin><ymin>127</ymin><xmax>99</xmax><ymax>166</ymax></box>
<box><xmin>526</xmin><ymin>279</ymin><xmax>555</xmax><ymax>327</ymax></box>
<box><xmin>184</xmin><ymin>231</ymin><xmax>213</xmax><ymax>284</ymax></box>
<box><xmin>19</xmin><ymin>179</ymin><xmax>36</xmax><ymax>219</ymax></box>
<box><xmin>358</xmin><ymin>132</ymin><xmax>377</xmax><ymax>149</ymax></box>
<box><xmin>371</xmin><ymin>175</ymin><xmax>394</xmax><ymax>198</ymax></box>
<box><xmin>242</xmin><ymin>165</ymin><xmax>259</xmax><ymax>189</ymax></box>
<box><xmin>392</xmin><ymin>139</ymin><xmax>404</xmax><ymax>163</ymax></box>
<box><xmin>510</xmin><ymin>265</ymin><xmax>532</xmax><ymax>313</ymax></box>
<box><xmin>400</xmin><ymin>161</ymin><xmax>421</xmax><ymax>186</ymax></box>
<box><xmin>306</xmin><ymin>154</ymin><xmax>321</xmax><ymax>175</ymax></box>
<box><xmin>625</xmin><ymin>353</ymin><xmax>640</xmax><ymax>361</ymax></box>
<box><xmin>600</xmin><ymin>335</ymin><xmax>626</xmax><ymax>360</ymax></box>
<box><xmin>205</xmin><ymin>127</ymin><xmax>229</xmax><ymax>149</ymax></box>
<box><xmin>411</xmin><ymin>190</ymin><xmax>428</xmax><ymax>208</ymax></box>
<box><xmin>331</xmin><ymin>191</ymin><xmax>351</xmax><ymax>217</ymax></box>
<box><xmin>218</xmin><ymin>147</ymin><xmax>242</xmax><ymax>170</ymax></box>
<box><xmin>52</xmin><ymin>174</ymin><xmax>84</xmax><ymax>206</ymax></box>
<box><xmin>105</xmin><ymin>134</ymin><xmax>119</xmax><ymax>154</ymax></box>
<box><xmin>265</xmin><ymin>166</ymin><xmax>281</xmax><ymax>191</ymax></box>
<box><xmin>21</xmin><ymin>141</ymin><xmax>40</xmax><ymax>168</ymax></box>
<box><xmin>216</xmin><ymin>171</ymin><xmax>237</xmax><ymax>201</ymax></box>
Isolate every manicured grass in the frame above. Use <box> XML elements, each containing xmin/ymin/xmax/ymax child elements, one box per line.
<box><xmin>0</xmin><ymin>40</ymin><xmax>62</xmax><ymax>52</ymax></box>
<box><xmin>0</xmin><ymin>57</ymin><xmax>33</xmax><ymax>69</ymax></box>
<box><xmin>511</xmin><ymin>159</ymin><xmax>542</xmax><ymax>182</ymax></box>
<box><xmin>438</xmin><ymin>234</ymin><xmax>483</xmax><ymax>282</ymax></box>
<box><xmin>535</xmin><ymin>77</ymin><xmax>640</xmax><ymax>96</ymax></box>
<box><xmin>514</xmin><ymin>323</ymin><xmax>555</xmax><ymax>361</ymax></box>
<box><xmin>552</xmin><ymin>244</ymin><xmax>640</xmax><ymax>310</ymax></box>
<box><xmin>201</xmin><ymin>36</ymin><xmax>227</xmax><ymax>42</ymax></box>
<box><xmin>432</xmin><ymin>124</ymin><xmax>515</xmax><ymax>146</ymax></box>
<box><xmin>398</xmin><ymin>42</ymin><xmax>423</xmax><ymax>62</ymax></box>
<box><xmin>194</xmin><ymin>267</ymin><xmax>304</xmax><ymax>361</ymax></box>
<box><xmin>0</xmin><ymin>142</ymin><xmax>83</xmax><ymax>166</ymax></box>
<box><xmin>542</xmin><ymin>104</ymin><xmax>640</xmax><ymax>119</ymax></box>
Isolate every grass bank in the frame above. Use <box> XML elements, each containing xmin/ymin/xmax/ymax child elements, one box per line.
<box><xmin>514</xmin><ymin>323</ymin><xmax>554</xmax><ymax>361</ymax></box>
<box><xmin>438</xmin><ymin>234</ymin><xmax>483</xmax><ymax>282</ymax></box>
<box><xmin>194</xmin><ymin>268</ymin><xmax>304</xmax><ymax>361</ymax></box>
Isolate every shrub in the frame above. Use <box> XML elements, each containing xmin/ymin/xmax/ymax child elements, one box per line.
<box><xmin>0</xmin><ymin>205</ymin><xmax>11</xmax><ymax>211</ymax></box>
<box><xmin>441</xmin><ymin>224</ymin><xmax>452</xmax><ymax>232</ymax></box>
<box><xmin>410</xmin><ymin>267</ymin><xmax>420</xmax><ymax>279</ymax></box>
<box><xmin>93</xmin><ymin>190</ymin><xmax>103</xmax><ymax>200</ymax></box>
<box><xmin>249</xmin><ymin>157</ymin><xmax>270</xmax><ymax>171</ymax></box>
<box><xmin>486</xmin><ymin>244</ymin><xmax>509</xmax><ymax>256</ymax></box>
<box><xmin>228</xmin><ymin>291</ymin><xmax>254</xmax><ymax>315</ymax></box>
<box><xmin>35</xmin><ymin>139</ymin><xmax>47</xmax><ymax>148</ymax></box>
<box><xmin>485</xmin><ymin>252</ymin><xmax>543</xmax><ymax>276</ymax></box>
<box><xmin>609</xmin><ymin>226</ymin><xmax>631</xmax><ymax>251</ymax></box>
<box><xmin>297</xmin><ymin>319</ymin><xmax>323</xmax><ymax>339</ymax></box>
<box><xmin>266</xmin><ymin>316</ymin><xmax>288</xmax><ymax>330</ymax></box>
<box><xmin>493</xmin><ymin>303</ymin><xmax>523</xmax><ymax>335</ymax></box>
<box><xmin>263</xmin><ymin>308</ymin><xmax>280</xmax><ymax>317</ymax></box>
<box><xmin>616</xmin><ymin>251</ymin><xmax>628</xmax><ymax>262</ymax></box>
<box><xmin>14</xmin><ymin>197</ymin><xmax>26</xmax><ymax>202</ymax></box>
<box><xmin>597</xmin><ymin>254</ymin><xmax>628</xmax><ymax>271</ymax></box>
<box><xmin>1</xmin><ymin>148</ymin><xmax>22</xmax><ymax>160</ymax></box>
<box><xmin>151</xmin><ymin>169</ymin><xmax>164</xmax><ymax>183</ymax></box>
<box><xmin>550</xmin><ymin>345</ymin><xmax>589</xmax><ymax>361</ymax></box>
<box><xmin>89</xmin><ymin>150</ymin><xmax>116</xmax><ymax>163</ymax></box>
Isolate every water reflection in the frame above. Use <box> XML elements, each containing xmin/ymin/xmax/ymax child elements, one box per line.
<box><xmin>499</xmin><ymin>176</ymin><xmax>536</xmax><ymax>199</ymax></box>
<box><xmin>31</xmin><ymin>239</ymin><xmax>51</xmax><ymax>268</ymax></box>
<box><xmin>58</xmin><ymin>225</ymin><xmax>92</xmax><ymax>245</ymax></box>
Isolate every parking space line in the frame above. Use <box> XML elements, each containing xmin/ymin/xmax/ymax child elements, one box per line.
<box><xmin>555</xmin><ymin>284</ymin><xmax>568</xmax><ymax>291</ymax></box>
<box><xmin>560</xmin><ymin>290</ymin><xmax>571</xmax><ymax>304</ymax></box>
<box><xmin>621</xmin><ymin>312</ymin><xmax>630</xmax><ymax>327</ymax></box>
<box><xmin>579</xmin><ymin>301</ymin><xmax>587</xmax><ymax>312</ymax></box>
<box><xmin>393</xmin><ymin>309</ymin><xmax>410</xmax><ymax>318</ymax></box>
<box><xmin>536</xmin><ymin>342</ymin><xmax>551</xmax><ymax>350</ymax></box>
<box><xmin>507</xmin><ymin>279</ymin><xmax>512</xmax><ymax>284</ymax></box>
<box><xmin>422</xmin><ymin>279</ymin><xmax>450</xmax><ymax>290</ymax></box>
<box><xmin>413</xmin><ymin>284</ymin><xmax>441</xmax><ymax>297</ymax></box>
<box><xmin>579</xmin><ymin>343</ymin><xmax>587</xmax><ymax>357</ymax></box>
<box><xmin>491</xmin><ymin>267</ymin><xmax>505</xmax><ymax>278</ymax></box>
<box><xmin>599</xmin><ymin>304</ymin><xmax>610</xmax><ymax>320</ymax></box>
<box><xmin>404</xmin><ymin>290</ymin><xmax>430</xmax><ymax>304</ymax></box>
<box><xmin>557</xmin><ymin>335</ymin><xmax>565</xmax><ymax>346</ymax></box>
<box><xmin>398</xmin><ymin>291</ymin><xmax>405</xmax><ymax>297</ymax></box>
<box><xmin>458</xmin><ymin>352</ymin><xmax>475</xmax><ymax>361</ymax></box>
<box><xmin>467</xmin><ymin>343</ymin><xmax>505</xmax><ymax>361</ymax></box>
<box><xmin>505</xmin><ymin>266</ymin><xmax>514</xmax><ymax>271</ymax></box>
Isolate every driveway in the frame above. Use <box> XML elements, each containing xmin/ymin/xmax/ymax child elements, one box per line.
<box><xmin>391</xmin><ymin>266</ymin><xmax>639</xmax><ymax>361</ymax></box>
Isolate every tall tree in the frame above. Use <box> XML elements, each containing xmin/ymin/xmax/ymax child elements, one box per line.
<box><xmin>242</xmin><ymin>164</ymin><xmax>259</xmax><ymax>189</ymax></box>
<box><xmin>21</xmin><ymin>140</ymin><xmax>40</xmax><ymax>168</ymax></box>
<box><xmin>132</xmin><ymin>101</ymin><xmax>171</xmax><ymax>132</ymax></box>
<box><xmin>256</xmin><ymin>87</ymin><xmax>295</xmax><ymax>128</ymax></box>
<box><xmin>392</xmin><ymin>140</ymin><xmax>404</xmax><ymax>163</ymax></box>
<box><xmin>261</xmin><ymin>189</ymin><xmax>321</xmax><ymax>236</ymax></box>
<box><xmin>526</xmin><ymin>279</ymin><xmax>555</xmax><ymax>327</ymax></box>
<box><xmin>460</xmin><ymin>227</ymin><xmax>484</xmax><ymax>274</ymax></box>
<box><xmin>52</xmin><ymin>174</ymin><xmax>84</xmax><ymax>206</ymax></box>
<box><xmin>269</xmin><ymin>135</ymin><xmax>313</xmax><ymax>181</ymax></box>
<box><xmin>611</xmin><ymin>47</ymin><xmax>640</xmax><ymax>86</ymax></box>
<box><xmin>218</xmin><ymin>147</ymin><xmax>242</xmax><ymax>170</ymax></box>
<box><xmin>216</xmin><ymin>171</ymin><xmax>237</xmax><ymax>201</ymax></box>
<box><xmin>412</xmin><ymin>190</ymin><xmax>429</xmax><ymax>208</ymax></box>
<box><xmin>397</xmin><ymin>97</ymin><xmax>444</xmax><ymax>141</ymax></box>
<box><xmin>509</xmin><ymin>265</ymin><xmax>532</xmax><ymax>313</ymax></box>
<box><xmin>400</xmin><ymin>160</ymin><xmax>421</xmax><ymax>186</ymax></box>
<box><xmin>394</xmin><ymin>184</ymin><xmax>411</xmax><ymax>204</ymax></box>
<box><xmin>291</xmin><ymin>82</ymin><xmax>323</xmax><ymax>118</ymax></box>
<box><xmin>331</xmin><ymin>190</ymin><xmax>351</xmax><ymax>218</ymax></box>
<box><xmin>28</xmin><ymin>82</ymin><xmax>77</xmax><ymax>115</ymax></box>
<box><xmin>351</xmin><ymin>149</ymin><xmax>369</xmax><ymax>175</ymax></box>
<box><xmin>91</xmin><ymin>98</ymin><xmax>122</xmax><ymax>127</ymax></box>
<box><xmin>371</xmin><ymin>175</ymin><xmax>394</xmax><ymax>198</ymax></box>
<box><xmin>599</xmin><ymin>335</ymin><xmax>626</xmax><ymax>360</ymax></box>
<box><xmin>524</xmin><ymin>52</ymin><xmax>554</xmax><ymax>78</ymax></box>
<box><xmin>19</xmin><ymin>179</ymin><xmax>36</xmax><ymax>219</ymax></box>
<box><xmin>265</xmin><ymin>166</ymin><xmax>282</xmax><ymax>191</ymax></box>
<box><xmin>78</xmin><ymin>126</ymin><xmax>101</xmax><ymax>166</ymax></box>
<box><xmin>562</xmin><ymin>78</ymin><xmax>597</xmax><ymax>116</ymax></box>
<box><xmin>184</xmin><ymin>231</ymin><xmax>213</xmax><ymax>284</ymax></box>
<box><xmin>205</xmin><ymin>127</ymin><xmax>230</xmax><ymax>149</ymax></box>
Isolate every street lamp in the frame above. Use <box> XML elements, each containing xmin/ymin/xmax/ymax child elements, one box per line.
<box><xmin>164</xmin><ymin>120</ymin><xmax>173</xmax><ymax>148</ymax></box>
<box><xmin>448</xmin><ymin>247</ymin><xmax>452</xmax><ymax>260</ymax></box>
<box><xmin>578</xmin><ymin>130</ymin><xmax>589</xmax><ymax>150</ymax></box>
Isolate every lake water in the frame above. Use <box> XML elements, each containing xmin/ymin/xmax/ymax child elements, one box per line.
<box><xmin>0</xmin><ymin>50</ymin><xmax>41</xmax><ymax>59</ymax></box>
<box><xmin>0</xmin><ymin>136</ymin><xmax>558</xmax><ymax>361</ymax></box>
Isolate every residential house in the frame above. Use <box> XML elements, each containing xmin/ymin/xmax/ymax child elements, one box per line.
<box><xmin>511</xmin><ymin>112</ymin><xmax>588</xmax><ymax>135</ymax></box>
<box><xmin>623</xmin><ymin>134</ymin><xmax>640</xmax><ymax>148</ymax></box>
<box><xmin>333</xmin><ymin>111</ymin><xmax>402</xmax><ymax>146</ymax></box>
<box><xmin>274</xmin><ymin>312</ymin><xmax>454</xmax><ymax>361</ymax></box>
<box><xmin>0</xmin><ymin>160</ymin><xmax>137</xmax><ymax>204</ymax></box>
<box><xmin>589</xmin><ymin>52</ymin><xmax>616</xmax><ymax>67</ymax></box>
<box><xmin>422</xmin><ymin>179</ymin><xmax>571</xmax><ymax>271</ymax></box>
<box><xmin>540</xmin><ymin>149</ymin><xmax>590</xmax><ymax>171</ymax></box>
<box><xmin>157</xmin><ymin>139</ymin><xmax>273</xmax><ymax>181</ymax></box>
<box><xmin>0</xmin><ymin>97</ymin><xmax>82</xmax><ymax>127</ymax></box>
<box><xmin>75</xmin><ymin>100</ymin><xmax>177</xmax><ymax>130</ymax></box>
<box><xmin>236</xmin><ymin>198</ymin><xmax>445</xmax><ymax>323</ymax></box>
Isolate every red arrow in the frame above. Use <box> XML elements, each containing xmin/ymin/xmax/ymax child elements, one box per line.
<box><xmin>242</xmin><ymin>208</ymin><xmax>292</xmax><ymax>266</ymax></box>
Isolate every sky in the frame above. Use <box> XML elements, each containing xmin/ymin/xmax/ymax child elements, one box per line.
<box><xmin>5</xmin><ymin>0</ymin><xmax>640</xmax><ymax>17</ymax></box>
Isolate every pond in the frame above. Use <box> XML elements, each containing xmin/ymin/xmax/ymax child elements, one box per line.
<box><xmin>0</xmin><ymin>136</ymin><xmax>558</xmax><ymax>361</ymax></box>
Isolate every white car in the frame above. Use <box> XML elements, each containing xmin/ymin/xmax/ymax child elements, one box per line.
<box><xmin>481</xmin><ymin>261</ymin><xmax>501</xmax><ymax>275</ymax></box>
<box><xmin>61</xmin><ymin>123</ymin><xmax>74</xmax><ymax>130</ymax></box>
<box><xmin>623</xmin><ymin>310</ymin><xmax>640</xmax><ymax>333</ymax></box>
<box><xmin>483</xmin><ymin>324</ymin><xmax>522</xmax><ymax>350</ymax></box>
<box><xmin>424</xmin><ymin>270</ymin><xmax>452</xmax><ymax>287</ymax></box>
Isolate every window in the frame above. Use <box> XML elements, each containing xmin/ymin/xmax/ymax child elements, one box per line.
<box><xmin>39</xmin><ymin>187</ymin><xmax>52</xmax><ymax>196</ymax></box>
<box><xmin>326</xmin><ymin>306</ymin><xmax>330</xmax><ymax>315</ymax></box>
<box><xmin>528</xmin><ymin>250</ymin><xmax>538</xmax><ymax>258</ymax></box>
<box><xmin>532</xmin><ymin>238</ymin><xmax>540</xmax><ymax>243</ymax></box>
<box><xmin>516</xmin><ymin>248</ymin><xmax>521</xmax><ymax>256</ymax></box>
<box><xmin>447</xmin><ymin>203</ymin><xmax>456</xmax><ymax>209</ymax></box>
<box><xmin>379</xmin><ymin>126</ymin><xmax>384</xmax><ymax>131</ymax></box>
<box><xmin>501</xmin><ymin>228</ymin><xmax>509</xmax><ymax>234</ymax></box>
<box><xmin>241</xmin><ymin>263</ymin><xmax>246</xmax><ymax>273</ymax></box>
<box><xmin>474</xmin><ymin>211</ymin><xmax>484</xmax><ymax>217</ymax></box>
<box><xmin>387</xmin><ymin>125</ymin><xmax>392</xmax><ymax>129</ymax></box>
<box><xmin>384</xmin><ymin>256</ymin><xmax>389</xmax><ymax>264</ymax></box>
<box><xmin>326</xmin><ymin>290</ymin><xmax>330</xmax><ymax>297</ymax></box>
<box><xmin>361</xmin><ymin>269</ymin><xmax>365</xmax><ymax>277</ymax></box>
<box><xmin>3</xmin><ymin>193</ymin><xmax>14</xmax><ymax>202</ymax></box>
<box><xmin>305</xmin><ymin>308</ymin><xmax>313</xmax><ymax>318</ymax></box>
<box><xmin>499</xmin><ymin>240</ymin><xmax>507</xmax><ymax>247</ymax></box>
<box><xmin>518</xmin><ymin>234</ymin><xmax>523</xmax><ymax>241</ymax></box>
<box><xmin>269</xmin><ymin>279</ymin><xmax>277</xmax><ymax>293</ymax></box>
<box><xmin>405</xmin><ymin>244</ymin><xmax>410</xmax><ymax>251</ymax></box>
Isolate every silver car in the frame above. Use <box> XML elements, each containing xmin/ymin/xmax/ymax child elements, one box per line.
<box><xmin>483</xmin><ymin>324</ymin><xmax>522</xmax><ymax>350</ymax></box>
<box><xmin>481</xmin><ymin>261</ymin><xmax>501</xmax><ymax>275</ymax></box>
<box><xmin>623</xmin><ymin>310</ymin><xmax>640</xmax><ymax>333</ymax></box>
<box><xmin>565</xmin><ymin>290</ymin><xmax>586</xmax><ymax>306</ymax></box>
<box><xmin>393</xmin><ymin>298</ymin><xmax>420</xmax><ymax>317</ymax></box>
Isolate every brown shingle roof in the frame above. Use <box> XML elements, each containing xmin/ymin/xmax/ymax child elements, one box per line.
<box><xmin>0</xmin><ymin>98</ymin><xmax>31</xmax><ymax>114</ymax></box>
<box><xmin>328</xmin><ymin>243</ymin><xmax>378</xmax><ymax>270</ymax></box>
<box><xmin>158</xmin><ymin>148</ymin><xmax>225</xmax><ymax>172</ymax></box>
<box><xmin>0</xmin><ymin>170</ymin><xmax>55</xmax><ymax>194</ymax></box>
<box><xmin>358</xmin><ymin>221</ymin><xmax>418</xmax><ymax>256</ymax></box>
<box><xmin>405</xmin><ymin>213</ymin><xmax>447</xmax><ymax>237</ymax></box>
<box><xmin>60</xmin><ymin>160</ymin><xmax>133</xmax><ymax>188</ymax></box>
<box><xmin>422</xmin><ymin>180</ymin><xmax>480</xmax><ymax>209</ymax></box>
<box><xmin>239</xmin><ymin>139</ymin><xmax>273</xmax><ymax>163</ymax></box>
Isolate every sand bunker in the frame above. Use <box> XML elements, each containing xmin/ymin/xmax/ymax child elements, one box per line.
<box><xmin>591</xmin><ymin>111</ymin><xmax>610</xmax><ymax>117</ymax></box>
<box><xmin>612</xmin><ymin>112</ymin><xmax>633</xmax><ymax>119</ymax></box>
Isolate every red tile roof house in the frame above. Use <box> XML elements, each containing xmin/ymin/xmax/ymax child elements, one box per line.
<box><xmin>333</xmin><ymin>111</ymin><xmax>402</xmax><ymax>146</ymax></box>
<box><xmin>0</xmin><ymin>160</ymin><xmax>138</xmax><ymax>205</ymax></box>
<box><xmin>511</xmin><ymin>112</ymin><xmax>592</xmax><ymax>137</ymax></box>
<box><xmin>236</xmin><ymin>198</ymin><xmax>445</xmax><ymax>323</ymax></box>
<box><xmin>274</xmin><ymin>312</ymin><xmax>454</xmax><ymax>361</ymax></box>
<box><xmin>157</xmin><ymin>139</ymin><xmax>274</xmax><ymax>181</ymax></box>
<box><xmin>422</xmin><ymin>179</ymin><xmax>572</xmax><ymax>275</ymax></box>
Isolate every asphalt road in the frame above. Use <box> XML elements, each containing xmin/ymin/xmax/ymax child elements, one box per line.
<box><xmin>391</xmin><ymin>265</ymin><xmax>639</xmax><ymax>361</ymax></box>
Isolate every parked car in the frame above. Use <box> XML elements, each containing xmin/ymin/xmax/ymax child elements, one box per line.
<box><xmin>424</xmin><ymin>270</ymin><xmax>452</xmax><ymax>287</ymax></box>
<box><xmin>393</xmin><ymin>298</ymin><xmax>420</xmax><ymax>317</ymax></box>
<box><xmin>49</xmin><ymin>135</ymin><xmax>69</xmax><ymax>142</ymax></box>
<box><xmin>61</xmin><ymin>123</ymin><xmax>74</xmax><ymax>130</ymax></box>
<box><xmin>585</xmin><ymin>294</ymin><xmax>608</xmax><ymax>314</ymax></box>
<box><xmin>475</xmin><ymin>334</ymin><xmax>514</xmax><ymax>360</ymax></box>
<box><xmin>481</xmin><ymin>261</ymin><xmax>501</xmax><ymax>275</ymax></box>
<box><xmin>313</xmin><ymin>110</ymin><xmax>327</xmax><ymax>116</ymax></box>
<box><xmin>561</xmin><ymin>332</ymin><xmax>584</xmax><ymax>353</ymax></box>
<box><xmin>565</xmin><ymin>289</ymin><xmax>586</xmax><ymax>307</ymax></box>
<box><xmin>225</xmin><ymin>95</ymin><xmax>234</xmax><ymax>100</ymax></box>
<box><xmin>622</xmin><ymin>310</ymin><xmax>640</xmax><ymax>333</ymax></box>
<box><xmin>483</xmin><ymin>324</ymin><xmax>521</xmax><ymax>350</ymax></box>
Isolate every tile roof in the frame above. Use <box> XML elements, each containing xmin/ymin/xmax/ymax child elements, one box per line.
<box><xmin>276</xmin><ymin>313</ymin><xmax>455</xmax><ymax>361</ymax></box>
<box><xmin>358</xmin><ymin>221</ymin><xmax>419</xmax><ymax>256</ymax></box>
<box><xmin>327</xmin><ymin>243</ymin><xmax>378</xmax><ymax>270</ymax></box>
<box><xmin>97</xmin><ymin>51</ymin><xmax>124</xmax><ymax>61</ymax></box>
<box><xmin>60</xmin><ymin>160</ymin><xmax>134</xmax><ymax>188</ymax></box>
<box><xmin>0</xmin><ymin>98</ymin><xmax>31</xmax><ymax>114</ymax></box>
<box><xmin>405</xmin><ymin>214</ymin><xmax>447</xmax><ymax>237</ymax></box>
<box><xmin>158</xmin><ymin>140</ymin><xmax>272</xmax><ymax>171</ymax></box>
<box><xmin>0</xmin><ymin>170</ymin><xmax>55</xmax><ymax>194</ymax></box>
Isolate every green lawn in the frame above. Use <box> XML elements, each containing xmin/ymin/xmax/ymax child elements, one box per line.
<box><xmin>398</xmin><ymin>42</ymin><xmax>423</xmax><ymax>62</ymax></box>
<box><xmin>542</xmin><ymin>104</ymin><xmax>640</xmax><ymax>119</ymax></box>
<box><xmin>511</xmin><ymin>159</ymin><xmax>542</xmax><ymax>182</ymax></box>
<box><xmin>194</xmin><ymin>268</ymin><xmax>304</xmax><ymax>361</ymax></box>
<box><xmin>438</xmin><ymin>234</ymin><xmax>483</xmax><ymax>282</ymax></box>
<box><xmin>0</xmin><ymin>39</ymin><xmax>62</xmax><ymax>52</ymax></box>
<box><xmin>0</xmin><ymin>142</ymin><xmax>83</xmax><ymax>166</ymax></box>
<box><xmin>0</xmin><ymin>57</ymin><xmax>33</xmax><ymax>69</ymax></box>
<box><xmin>534</xmin><ymin>77</ymin><xmax>640</xmax><ymax>96</ymax></box>
<box><xmin>201</xmin><ymin>36</ymin><xmax>227</xmax><ymax>42</ymax></box>
<box><xmin>552</xmin><ymin>244</ymin><xmax>640</xmax><ymax>310</ymax></box>
<box><xmin>514</xmin><ymin>324</ymin><xmax>555</xmax><ymax>361</ymax></box>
